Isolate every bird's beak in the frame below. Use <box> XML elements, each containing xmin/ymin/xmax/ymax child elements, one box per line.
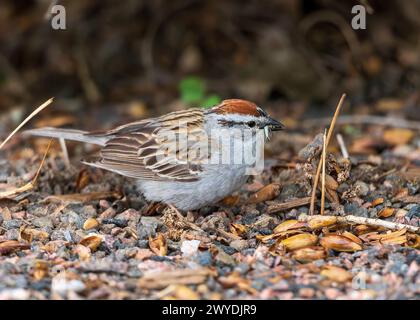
<box><xmin>266</xmin><ymin>117</ymin><xmax>285</xmax><ymax>131</ymax></box>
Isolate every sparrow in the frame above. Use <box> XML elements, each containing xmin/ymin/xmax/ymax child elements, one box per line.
<box><xmin>25</xmin><ymin>99</ymin><xmax>284</xmax><ymax>210</ymax></box>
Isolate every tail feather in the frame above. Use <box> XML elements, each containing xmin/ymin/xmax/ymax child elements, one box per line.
<box><xmin>24</xmin><ymin>127</ymin><xmax>109</xmax><ymax>146</ymax></box>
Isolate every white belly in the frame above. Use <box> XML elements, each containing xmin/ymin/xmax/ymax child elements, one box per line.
<box><xmin>137</xmin><ymin>164</ymin><xmax>248</xmax><ymax>210</ymax></box>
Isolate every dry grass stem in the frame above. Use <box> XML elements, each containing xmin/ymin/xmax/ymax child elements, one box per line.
<box><xmin>320</xmin><ymin>130</ymin><xmax>327</xmax><ymax>215</ymax></box>
<box><xmin>0</xmin><ymin>98</ymin><xmax>54</xmax><ymax>150</ymax></box>
<box><xmin>309</xmin><ymin>93</ymin><xmax>346</xmax><ymax>215</ymax></box>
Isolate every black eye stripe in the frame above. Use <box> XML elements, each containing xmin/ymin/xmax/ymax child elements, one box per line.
<box><xmin>218</xmin><ymin>120</ymin><xmax>259</xmax><ymax>127</ymax></box>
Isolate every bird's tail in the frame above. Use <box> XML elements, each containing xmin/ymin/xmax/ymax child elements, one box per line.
<box><xmin>24</xmin><ymin>127</ymin><xmax>109</xmax><ymax>146</ymax></box>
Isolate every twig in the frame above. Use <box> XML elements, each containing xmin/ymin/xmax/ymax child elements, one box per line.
<box><xmin>309</xmin><ymin>94</ymin><xmax>346</xmax><ymax>215</ymax></box>
<box><xmin>320</xmin><ymin>130</ymin><xmax>327</xmax><ymax>215</ymax></box>
<box><xmin>303</xmin><ymin>115</ymin><xmax>420</xmax><ymax>131</ymax></box>
<box><xmin>0</xmin><ymin>98</ymin><xmax>54</xmax><ymax>150</ymax></box>
<box><xmin>267</xmin><ymin>197</ymin><xmax>312</xmax><ymax>214</ymax></box>
<box><xmin>299</xmin><ymin>214</ymin><xmax>420</xmax><ymax>234</ymax></box>
<box><xmin>336</xmin><ymin>133</ymin><xmax>349</xmax><ymax>159</ymax></box>
<box><xmin>168</xmin><ymin>205</ymin><xmax>205</xmax><ymax>233</ymax></box>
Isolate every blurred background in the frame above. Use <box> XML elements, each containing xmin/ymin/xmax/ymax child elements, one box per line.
<box><xmin>0</xmin><ymin>0</ymin><xmax>419</xmax><ymax>132</ymax></box>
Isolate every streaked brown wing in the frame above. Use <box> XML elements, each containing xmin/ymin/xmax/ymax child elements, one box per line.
<box><xmin>85</xmin><ymin>109</ymin><xmax>208</xmax><ymax>181</ymax></box>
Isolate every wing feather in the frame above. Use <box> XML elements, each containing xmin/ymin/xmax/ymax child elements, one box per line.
<box><xmin>84</xmin><ymin>109</ymin><xmax>207</xmax><ymax>181</ymax></box>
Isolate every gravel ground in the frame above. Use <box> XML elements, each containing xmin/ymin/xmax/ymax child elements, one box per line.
<box><xmin>0</xmin><ymin>123</ymin><xmax>419</xmax><ymax>300</ymax></box>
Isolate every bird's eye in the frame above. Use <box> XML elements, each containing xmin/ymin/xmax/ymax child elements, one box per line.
<box><xmin>247</xmin><ymin>121</ymin><xmax>256</xmax><ymax>128</ymax></box>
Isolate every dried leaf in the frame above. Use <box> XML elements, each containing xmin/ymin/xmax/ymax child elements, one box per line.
<box><xmin>149</xmin><ymin>233</ymin><xmax>167</xmax><ymax>256</ymax></box>
<box><xmin>371</xmin><ymin>197</ymin><xmax>384</xmax><ymax>206</ymax></box>
<box><xmin>325</xmin><ymin>175</ymin><xmax>339</xmax><ymax>190</ymax></box>
<box><xmin>79</xmin><ymin>234</ymin><xmax>103</xmax><ymax>251</ymax></box>
<box><xmin>307</xmin><ymin>216</ymin><xmax>337</xmax><ymax>229</ymax></box>
<box><xmin>376</xmin><ymin>228</ymin><xmax>406</xmax><ymax>240</ymax></box>
<box><xmin>281</xmin><ymin>233</ymin><xmax>318</xmax><ymax>251</ymax></box>
<box><xmin>221</xmin><ymin>195</ymin><xmax>240</xmax><ymax>206</ymax></box>
<box><xmin>341</xmin><ymin>231</ymin><xmax>363</xmax><ymax>244</ymax></box>
<box><xmin>377</xmin><ymin>207</ymin><xmax>395</xmax><ymax>218</ymax></box>
<box><xmin>273</xmin><ymin>220</ymin><xmax>306</xmax><ymax>233</ymax></box>
<box><xmin>19</xmin><ymin>226</ymin><xmax>49</xmax><ymax>243</ymax></box>
<box><xmin>320</xmin><ymin>234</ymin><xmax>362</xmax><ymax>252</ymax></box>
<box><xmin>380</xmin><ymin>235</ymin><xmax>407</xmax><ymax>245</ymax></box>
<box><xmin>230</xmin><ymin>223</ymin><xmax>248</xmax><ymax>237</ymax></box>
<box><xmin>247</xmin><ymin>184</ymin><xmax>281</xmax><ymax>204</ymax></box>
<box><xmin>354</xmin><ymin>224</ymin><xmax>377</xmax><ymax>235</ymax></box>
<box><xmin>76</xmin><ymin>169</ymin><xmax>90</xmax><ymax>191</ymax></box>
<box><xmin>407</xmin><ymin>234</ymin><xmax>420</xmax><ymax>249</ymax></box>
<box><xmin>321</xmin><ymin>266</ymin><xmax>352</xmax><ymax>283</ymax></box>
<box><xmin>0</xmin><ymin>240</ymin><xmax>30</xmax><ymax>255</ymax></box>
<box><xmin>83</xmin><ymin>218</ymin><xmax>100</xmax><ymax>230</ymax></box>
<box><xmin>292</xmin><ymin>246</ymin><xmax>326</xmax><ymax>263</ymax></box>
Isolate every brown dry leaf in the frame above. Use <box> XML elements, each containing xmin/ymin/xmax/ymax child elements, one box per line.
<box><xmin>320</xmin><ymin>234</ymin><xmax>362</xmax><ymax>252</ymax></box>
<box><xmin>0</xmin><ymin>240</ymin><xmax>30</xmax><ymax>255</ymax></box>
<box><xmin>281</xmin><ymin>233</ymin><xmax>318</xmax><ymax>251</ymax></box>
<box><xmin>273</xmin><ymin>220</ymin><xmax>306</xmax><ymax>233</ymax></box>
<box><xmin>374</xmin><ymin>228</ymin><xmax>406</xmax><ymax>241</ymax></box>
<box><xmin>371</xmin><ymin>197</ymin><xmax>385</xmax><ymax>206</ymax></box>
<box><xmin>221</xmin><ymin>195</ymin><xmax>240</xmax><ymax>206</ymax></box>
<box><xmin>354</xmin><ymin>224</ymin><xmax>377</xmax><ymax>235</ymax></box>
<box><xmin>321</xmin><ymin>266</ymin><xmax>352</xmax><ymax>283</ymax></box>
<box><xmin>383</xmin><ymin>128</ymin><xmax>414</xmax><ymax>145</ymax></box>
<box><xmin>292</xmin><ymin>246</ymin><xmax>326</xmax><ymax>263</ymax></box>
<box><xmin>138</xmin><ymin>268</ymin><xmax>213</xmax><ymax>289</ymax></box>
<box><xmin>341</xmin><ymin>231</ymin><xmax>363</xmax><ymax>244</ymax></box>
<box><xmin>247</xmin><ymin>183</ymin><xmax>281</xmax><ymax>204</ymax></box>
<box><xmin>79</xmin><ymin>234</ymin><xmax>103</xmax><ymax>251</ymax></box>
<box><xmin>83</xmin><ymin>218</ymin><xmax>100</xmax><ymax>230</ymax></box>
<box><xmin>230</xmin><ymin>223</ymin><xmax>248</xmax><ymax>237</ymax></box>
<box><xmin>407</xmin><ymin>234</ymin><xmax>420</xmax><ymax>249</ymax></box>
<box><xmin>368</xmin><ymin>229</ymin><xmax>408</xmax><ymax>245</ymax></box>
<box><xmin>19</xmin><ymin>226</ymin><xmax>49</xmax><ymax>243</ymax></box>
<box><xmin>377</xmin><ymin>207</ymin><xmax>395</xmax><ymax>218</ymax></box>
<box><xmin>380</xmin><ymin>235</ymin><xmax>407</xmax><ymax>245</ymax></box>
<box><xmin>325</xmin><ymin>175</ymin><xmax>339</xmax><ymax>190</ymax></box>
<box><xmin>76</xmin><ymin>169</ymin><xmax>91</xmax><ymax>191</ymax></box>
<box><xmin>33</xmin><ymin>260</ymin><xmax>49</xmax><ymax>281</ymax></box>
<box><xmin>149</xmin><ymin>233</ymin><xmax>167</xmax><ymax>256</ymax></box>
<box><xmin>256</xmin><ymin>233</ymin><xmax>279</xmax><ymax>243</ymax></box>
<box><xmin>74</xmin><ymin>244</ymin><xmax>92</xmax><ymax>261</ymax></box>
<box><xmin>307</xmin><ymin>216</ymin><xmax>337</xmax><ymax>230</ymax></box>
<box><xmin>393</xmin><ymin>188</ymin><xmax>409</xmax><ymax>200</ymax></box>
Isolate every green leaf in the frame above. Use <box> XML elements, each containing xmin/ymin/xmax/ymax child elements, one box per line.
<box><xmin>201</xmin><ymin>95</ymin><xmax>221</xmax><ymax>109</ymax></box>
<box><xmin>179</xmin><ymin>76</ymin><xmax>205</xmax><ymax>104</ymax></box>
